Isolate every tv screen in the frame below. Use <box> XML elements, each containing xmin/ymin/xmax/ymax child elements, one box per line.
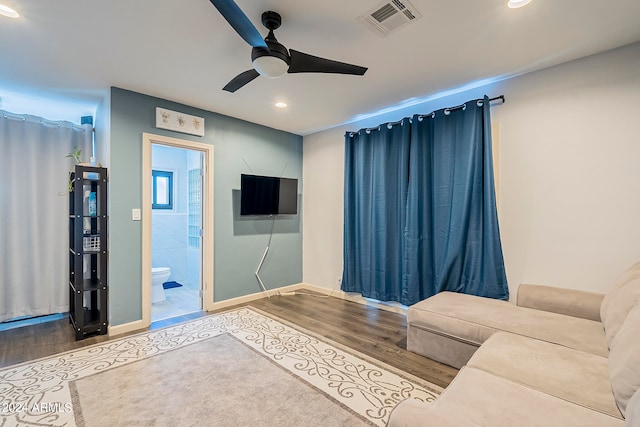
<box><xmin>240</xmin><ymin>174</ymin><xmax>298</xmax><ymax>216</ymax></box>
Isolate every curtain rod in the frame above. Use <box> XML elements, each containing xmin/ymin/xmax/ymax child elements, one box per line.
<box><xmin>350</xmin><ymin>95</ymin><xmax>505</xmax><ymax>135</ymax></box>
<box><xmin>435</xmin><ymin>95</ymin><xmax>503</xmax><ymax>114</ymax></box>
<box><xmin>1</xmin><ymin>110</ymin><xmax>90</xmax><ymax>132</ymax></box>
<box><xmin>419</xmin><ymin>95</ymin><xmax>505</xmax><ymax>119</ymax></box>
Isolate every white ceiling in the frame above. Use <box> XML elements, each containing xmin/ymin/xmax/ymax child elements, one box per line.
<box><xmin>1</xmin><ymin>0</ymin><xmax>639</xmax><ymax>135</ymax></box>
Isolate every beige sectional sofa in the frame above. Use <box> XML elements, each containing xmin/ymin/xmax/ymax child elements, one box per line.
<box><xmin>388</xmin><ymin>261</ymin><xmax>640</xmax><ymax>426</ymax></box>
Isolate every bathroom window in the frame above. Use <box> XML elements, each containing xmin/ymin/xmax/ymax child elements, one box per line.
<box><xmin>152</xmin><ymin>170</ymin><xmax>173</xmax><ymax>210</ymax></box>
<box><xmin>188</xmin><ymin>168</ymin><xmax>201</xmax><ymax>248</ymax></box>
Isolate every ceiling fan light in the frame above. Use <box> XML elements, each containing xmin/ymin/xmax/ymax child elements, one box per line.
<box><xmin>0</xmin><ymin>4</ymin><xmax>20</xmax><ymax>18</ymax></box>
<box><xmin>253</xmin><ymin>56</ymin><xmax>288</xmax><ymax>79</ymax></box>
<box><xmin>507</xmin><ymin>0</ymin><xmax>532</xmax><ymax>8</ymax></box>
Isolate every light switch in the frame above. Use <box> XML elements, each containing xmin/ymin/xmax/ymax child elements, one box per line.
<box><xmin>132</xmin><ymin>208</ymin><xmax>141</xmax><ymax>221</ymax></box>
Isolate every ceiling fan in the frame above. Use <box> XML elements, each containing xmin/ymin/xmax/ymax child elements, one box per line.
<box><xmin>209</xmin><ymin>0</ymin><xmax>368</xmax><ymax>92</ymax></box>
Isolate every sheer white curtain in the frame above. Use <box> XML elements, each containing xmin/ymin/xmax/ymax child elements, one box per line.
<box><xmin>0</xmin><ymin>110</ymin><xmax>93</xmax><ymax>322</ymax></box>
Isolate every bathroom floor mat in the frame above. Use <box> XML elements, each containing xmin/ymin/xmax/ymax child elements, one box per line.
<box><xmin>162</xmin><ymin>281</ymin><xmax>183</xmax><ymax>289</ymax></box>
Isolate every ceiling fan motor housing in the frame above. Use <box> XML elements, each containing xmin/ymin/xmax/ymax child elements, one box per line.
<box><xmin>251</xmin><ymin>11</ymin><xmax>290</xmax><ymax>78</ymax></box>
<box><xmin>251</xmin><ymin>41</ymin><xmax>289</xmax><ymax>78</ymax></box>
<box><xmin>251</xmin><ymin>41</ymin><xmax>289</xmax><ymax>66</ymax></box>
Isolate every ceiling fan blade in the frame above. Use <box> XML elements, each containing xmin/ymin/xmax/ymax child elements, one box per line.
<box><xmin>223</xmin><ymin>69</ymin><xmax>260</xmax><ymax>92</ymax></box>
<box><xmin>288</xmin><ymin>50</ymin><xmax>367</xmax><ymax>75</ymax></box>
<box><xmin>209</xmin><ymin>0</ymin><xmax>267</xmax><ymax>49</ymax></box>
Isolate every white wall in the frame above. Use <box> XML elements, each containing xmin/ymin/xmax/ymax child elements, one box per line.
<box><xmin>95</xmin><ymin>90</ymin><xmax>111</xmax><ymax>168</ymax></box>
<box><xmin>303</xmin><ymin>42</ymin><xmax>640</xmax><ymax>298</ymax></box>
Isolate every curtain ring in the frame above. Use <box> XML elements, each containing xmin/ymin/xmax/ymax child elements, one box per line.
<box><xmin>444</xmin><ymin>109</ymin><xmax>450</xmax><ymax>116</ymax></box>
<box><xmin>365</xmin><ymin>128</ymin><xmax>371</xmax><ymax>134</ymax></box>
<box><xmin>431</xmin><ymin>112</ymin><xmax>436</xmax><ymax>119</ymax></box>
<box><xmin>477</xmin><ymin>100</ymin><xmax>483</xmax><ymax>107</ymax></box>
<box><xmin>387</xmin><ymin>123</ymin><xmax>393</xmax><ymax>129</ymax></box>
<box><xmin>462</xmin><ymin>104</ymin><xmax>467</xmax><ymax>111</ymax></box>
<box><xmin>417</xmin><ymin>116</ymin><xmax>423</xmax><ymax>122</ymax></box>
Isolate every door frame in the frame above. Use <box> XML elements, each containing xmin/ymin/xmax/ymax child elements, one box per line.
<box><xmin>141</xmin><ymin>132</ymin><xmax>214</xmax><ymax>327</ymax></box>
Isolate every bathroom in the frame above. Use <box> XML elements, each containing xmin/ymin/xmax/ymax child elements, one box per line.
<box><xmin>151</xmin><ymin>144</ymin><xmax>203</xmax><ymax>322</ymax></box>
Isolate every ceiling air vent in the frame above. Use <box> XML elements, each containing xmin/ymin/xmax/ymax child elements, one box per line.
<box><xmin>358</xmin><ymin>0</ymin><xmax>422</xmax><ymax>37</ymax></box>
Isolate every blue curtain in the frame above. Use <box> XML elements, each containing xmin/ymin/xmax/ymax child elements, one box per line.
<box><xmin>342</xmin><ymin>97</ymin><xmax>509</xmax><ymax>305</ymax></box>
<box><xmin>342</xmin><ymin>118</ymin><xmax>412</xmax><ymax>302</ymax></box>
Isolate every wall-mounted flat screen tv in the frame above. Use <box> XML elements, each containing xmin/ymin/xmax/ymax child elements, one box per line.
<box><xmin>240</xmin><ymin>174</ymin><xmax>298</xmax><ymax>216</ymax></box>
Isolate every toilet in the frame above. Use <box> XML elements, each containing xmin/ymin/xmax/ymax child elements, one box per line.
<box><xmin>151</xmin><ymin>267</ymin><xmax>171</xmax><ymax>303</ymax></box>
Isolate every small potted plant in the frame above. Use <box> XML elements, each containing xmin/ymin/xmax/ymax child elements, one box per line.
<box><xmin>66</xmin><ymin>146</ymin><xmax>82</xmax><ymax>192</ymax></box>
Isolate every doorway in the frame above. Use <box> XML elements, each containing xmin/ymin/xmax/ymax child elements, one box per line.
<box><xmin>141</xmin><ymin>133</ymin><xmax>214</xmax><ymax>328</ymax></box>
<box><xmin>150</xmin><ymin>144</ymin><xmax>202</xmax><ymax>321</ymax></box>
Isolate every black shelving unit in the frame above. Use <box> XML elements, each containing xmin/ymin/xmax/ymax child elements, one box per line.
<box><xmin>69</xmin><ymin>165</ymin><xmax>108</xmax><ymax>340</ymax></box>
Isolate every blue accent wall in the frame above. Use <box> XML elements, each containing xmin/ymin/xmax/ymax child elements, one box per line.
<box><xmin>109</xmin><ymin>87</ymin><xmax>303</xmax><ymax>326</ymax></box>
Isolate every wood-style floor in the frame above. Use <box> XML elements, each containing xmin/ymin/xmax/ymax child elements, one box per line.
<box><xmin>0</xmin><ymin>290</ymin><xmax>458</xmax><ymax>388</ymax></box>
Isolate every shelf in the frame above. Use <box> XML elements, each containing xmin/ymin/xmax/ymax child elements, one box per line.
<box><xmin>70</xmin><ymin>308</ymin><xmax>105</xmax><ymax>333</ymax></box>
<box><xmin>69</xmin><ymin>165</ymin><xmax>108</xmax><ymax>340</ymax></box>
<box><xmin>70</xmin><ymin>279</ymin><xmax>105</xmax><ymax>292</ymax></box>
<box><xmin>79</xmin><ymin>176</ymin><xmax>101</xmax><ymax>182</ymax></box>
<box><xmin>70</xmin><ymin>248</ymin><xmax>107</xmax><ymax>255</ymax></box>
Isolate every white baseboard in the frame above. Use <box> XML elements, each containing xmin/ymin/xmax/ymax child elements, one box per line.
<box><xmin>109</xmin><ymin>283</ymin><xmax>407</xmax><ymax>333</ymax></box>
<box><xmin>213</xmin><ymin>283</ymin><xmax>408</xmax><ymax>315</ymax></box>
<box><xmin>207</xmin><ymin>283</ymin><xmax>308</xmax><ymax>311</ymax></box>
<box><xmin>108</xmin><ymin>319</ymin><xmax>146</xmax><ymax>337</ymax></box>
<box><xmin>292</xmin><ymin>283</ymin><xmax>409</xmax><ymax>315</ymax></box>
<box><xmin>209</xmin><ymin>282</ymin><xmax>408</xmax><ymax>316</ymax></box>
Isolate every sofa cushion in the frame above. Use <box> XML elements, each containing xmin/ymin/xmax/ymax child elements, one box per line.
<box><xmin>387</xmin><ymin>398</ymin><xmax>477</xmax><ymax>426</ymax></box>
<box><xmin>516</xmin><ymin>284</ymin><xmax>604</xmax><ymax>321</ymax></box>
<box><xmin>416</xmin><ymin>367</ymin><xmax>624</xmax><ymax>426</ymax></box>
<box><xmin>407</xmin><ymin>323</ymin><xmax>479</xmax><ymax>369</ymax></box>
<box><xmin>467</xmin><ymin>331</ymin><xmax>621</xmax><ymax>418</ymax></box>
<box><xmin>626</xmin><ymin>389</ymin><xmax>640</xmax><ymax>427</ymax></box>
<box><xmin>609</xmin><ymin>303</ymin><xmax>640</xmax><ymax>417</ymax></box>
<box><xmin>408</xmin><ymin>292</ymin><xmax>608</xmax><ymax>357</ymax></box>
<box><xmin>600</xmin><ymin>260</ymin><xmax>640</xmax><ymax>348</ymax></box>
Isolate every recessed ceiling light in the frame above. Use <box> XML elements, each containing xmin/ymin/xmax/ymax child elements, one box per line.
<box><xmin>508</xmin><ymin>0</ymin><xmax>532</xmax><ymax>8</ymax></box>
<box><xmin>275</xmin><ymin>102</ymin><xmax>288</xmax><ymax>108</ymax></box>
<box><xmin>0</xmin><ymin>4</ymin><xmax>20</xmax><ymax>18</ymax></box>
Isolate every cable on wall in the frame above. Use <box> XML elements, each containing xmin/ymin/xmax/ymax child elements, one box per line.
<box><xmin>253</xmin><ymin>161</ymin><xmax>291</xmax><ymax>299</ymax></box>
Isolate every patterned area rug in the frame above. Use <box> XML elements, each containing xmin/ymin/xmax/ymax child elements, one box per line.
<box><xmin>0</xmin><ymin>307</ymin><xmax>441</xmax><ymax>426</ymax></box>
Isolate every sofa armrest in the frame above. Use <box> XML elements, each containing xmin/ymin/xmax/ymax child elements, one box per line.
<box><xmin>516</xmin><ymin>284</ymin><xmax>604</xmax><ymax>322</ymax></box>
<box><xmin>388</xmin><ymin>399</ymin><xmax>474</xmax><ymax>427</ymax></box>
